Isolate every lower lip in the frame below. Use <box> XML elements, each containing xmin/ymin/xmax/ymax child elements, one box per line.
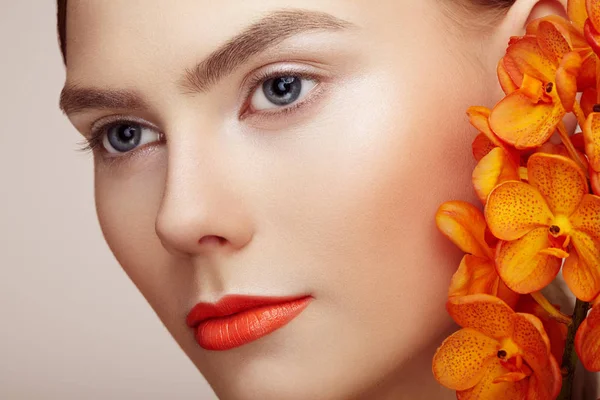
<box><xmin>193</xmin><ymin>296</ymin><xmax>312</xmax><ymax>351</ymax></box>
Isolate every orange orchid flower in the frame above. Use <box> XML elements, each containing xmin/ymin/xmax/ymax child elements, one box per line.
<box><xmin>526</xmin><ymin>10</ymin><xmax>597</xmax><ymax>92</ymax></box>
<box><xmin>485</xmin><ymin>153</ymin><xmax>600</xmax><ymax>301</ymax></box>
<box><xmin>575</xmin><ymin>304</ymin><xmax>600</xmax><ymax>371</ymax></box>
<box><xmin>436</xmin><ymin>201</ymin><xmax>519</xmax><ymax>308</ymax></box>
<box><xmin>433</xmin><ymin>294</ymin><xmax>562</xmax><ymax>399</ymax></box>
<box><xmin>490</xmin><ymin>32</ymin><xmax>580</xmax><ymax>149</ymax></box>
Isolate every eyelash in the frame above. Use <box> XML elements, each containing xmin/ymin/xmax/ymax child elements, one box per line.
<box><xmin>77</xmin><ymin>68</ymin><xmax>323</xmax><ymax>156</ymax></box>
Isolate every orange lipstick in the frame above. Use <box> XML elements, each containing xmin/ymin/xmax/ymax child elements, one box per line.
<box><xmin>186</xmin><ymin>294</ymin><xmax>313</xmax><ymax>350</ymax></box>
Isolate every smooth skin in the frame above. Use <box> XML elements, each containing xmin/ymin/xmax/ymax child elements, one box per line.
<box><xmin>60</xmin><ymin>0</ymin><xmax>568</xmax><ymax>399</ymax></box>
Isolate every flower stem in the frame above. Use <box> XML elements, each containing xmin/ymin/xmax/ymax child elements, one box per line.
<box><xmin>557</xmin><ymin>298</ymin><xmax>590</xmax><ymax>400</ymax></box>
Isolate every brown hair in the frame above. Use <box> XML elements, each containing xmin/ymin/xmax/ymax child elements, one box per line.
<box><xmin>55</xmin><ymin>0</ymin><xmax>516</xmax><ymax>65</ymax></box>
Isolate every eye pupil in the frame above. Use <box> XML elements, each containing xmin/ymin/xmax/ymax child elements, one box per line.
<box><xmin>274</xmin><ymin>77</ymin><xmax>295</xmax><ymax>95</ymax></box>
<box><xmin>262</xmin><ymin>76</ymin><xmax>302</xmax><ymax>106</ymax></box>
<box><xmin>108</xmin><ymin>123</ymin><xmax>142</xmax><ymax>152</ymax></box>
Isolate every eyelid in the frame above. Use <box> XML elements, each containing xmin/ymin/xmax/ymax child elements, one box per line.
<box><xmin>89</xmin><ymin>114</ymin><xmax>159</xmax><ymax>138</ymax></box>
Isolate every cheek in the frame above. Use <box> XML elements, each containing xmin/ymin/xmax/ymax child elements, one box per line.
<box><xmin>93</xmin><ymin>155</ymin><xmax>174</xmax><ymax>306</ymax></box>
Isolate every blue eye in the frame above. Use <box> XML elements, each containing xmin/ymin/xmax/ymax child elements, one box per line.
<box><xmin>250</xmin><ymin>75</ymin><xmax>317</xmax><ymax>110</ymax></box>
<box><xmin>101</xmin><ymin>122</ymin><xmax>161</xmax><ymax>154</ymax></box>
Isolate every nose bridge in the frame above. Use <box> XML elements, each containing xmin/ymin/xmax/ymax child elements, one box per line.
<box><xmin>155</xmin><ymin>121</ymin><xmax>252</xmax><ymax>257</ymax></box>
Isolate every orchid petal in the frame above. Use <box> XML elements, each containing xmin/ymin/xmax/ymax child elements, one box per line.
<box><xmin>472</xmin><ymin>133</ymin><xmax>496</xmax><ymax>161</ymax></box>
<box><xmin>562</xmin><ymin>236</ymin><xmax>600</xmax><ymax>302</ymax></box>
<box><xmin>446</xmin><ymin>294</ymin><xmax>513</xmax><ymax>339</ymax></box>
<box><xmin>485</xmin><ymin>181</ymin><xmax>553</xmax><ymax>241</ymax></box>
<box><xmin>489</xmin><ymin>91</ymin><xmax>564</xmax><ymax>149</ymax></box>
<box><xmin>448</xmin><ymin>255</ymin><xmax>497</xmax><ymax>298</ymax></box>
<box><xmin>436</xmin><ymin>201</ymin><xmax>491</xmax><ymax>258</ymax></box>
<box><xmin>456</xmin><ymin>360</ymin><xmax>528</xmax><ymax>400</ymax></box>
<box><xmin>556</xmin><ymin>51</ymin><xmax>582</xmax><ymax>111</ymax></box>
<box><xmin>569</xmin><ymin>0</ymin><xmax>589</xmax><ymax>32</ymax></box>
<box><xmin>520</xmin><ymin>74</ymin><xmax>545</xmax><ymax>102</ymax></box>
<box><xmin>536</xmin><ymin>20</ymin><xmax>572</xmax><ymax>64</ymax></box>
<box><xmin>575</xmin><ymin>305</ymin><xmax>600</xmax><ymax>371</ymax></box>
<box><xmin>526</xmin><ymin>354</ymin><xmax>562</xmax><ymax>400</ymax></box>
<box><xmin>587</xmin><ymin>0</ymin><xmax>600</xmax><ymax>32</ymax></box>
<box><xmin>467</xmin><ymin>106</ymin><xmax>506</xmax><ymax>148</ymax></box>
<box><xmin>527</xmin><ymin>153</ymin><xmax>588</xmax><ymax>216</ymax></box>
<box><xmin>584</xmin><ymin>112</ymin><xmax>600</xmax><ymax>172</ymax></box>
<box><xmin>526</xmin><ymin>14</ymin><xmax>588</xmax><ymax>48</ymax></box>
<box><xmin>512</xmin><ymin>313</ymin><xmax>552</xmax><ymax>372</ymax></box>
<box><xmin>449</xmin><ymin>255</ymin><xmax>519</xmax><ymax>308</ymax></box>
<box><xmin>472</xmin><ymin>147</ymin><xmax>520</xmax><ymax>204</ymax></box>
<box><xmin>581</xmin><ymin>87</ymin><xmax>598</xmax><ymax>117</ymax></box>
<box><xmin>498</xmin><ymin>58</ymin><xmax>519</xmax><ymax>94</ymax></box>
<box><xmin>592</xmin><ymin>169</ymin><xmax>600</xmax><ymax>195</ymax></box>
<box><xmin>577</xmin><ymin>53</ymin><xmax>597</xmax><ymax>91</ymax></box>
<box><xmin>495</xmin><ymin>227</ymin><xmax>563</xmax><ymax>294</ymax></box>
<box><xmin>432</xmin><ymin>328</ymin><xmax>498</xmax><ymax>391</ymax></box>
<box><xmin>505</xmin><ymin>35</ymin><xmax>557</xmax><ymax>82</ymax></box>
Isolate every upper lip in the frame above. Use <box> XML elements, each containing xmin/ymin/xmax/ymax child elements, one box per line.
<box><xmin>186</xmin><ymin>294</ymin><xmax>312</xmax><ymax>328</ymax></box>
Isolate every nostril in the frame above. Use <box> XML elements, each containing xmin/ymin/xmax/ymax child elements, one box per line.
<box><xmin>198</xmin><ymin>235</ymin><xmax>226</xmax><ymax>246</ymax></box>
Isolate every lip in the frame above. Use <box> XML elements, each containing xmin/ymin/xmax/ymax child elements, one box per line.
<box><xmin>186</xmin><ymin>294</ymin><xmax>313</xmax><ymax>351</ymax></box>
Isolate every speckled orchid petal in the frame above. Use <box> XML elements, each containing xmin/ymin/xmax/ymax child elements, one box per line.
<box><xmin>485</xmin><ymin>181</ymin><xmax>553</xmax><ymax>241</ymax></box>
<box><xmin>432</xmin><ymin>328</ymin><xmax>499</xmax><ymax>391</ymax></box>
<box><xmin>472</xmin><ymin>133</ymin><xmax>496</xmax><ymax>161</ymax></box>
<box><xmin>527</xmin><ymin>153</ymin><xmax>588</xmax><ymax>216</ymax></box>
<box><xmin>436</xmin><ymin>201</ymin><xmax>491</xmax><ymax>258</ymax></box>
<box><xmin>527</xmin><ymin>14</ymin><xmax>588</xmax><ymax>48</ymax></box>
<box><xmin>456</xmin><ymin>360</ymin><xmax>528</xmax><ymax>400</ymax></box>
<box><xmin>498</xmin><ymin>58</ymin><xmax>519</xmax><ymax>94</ymax></box>
<box><xmin>472</xmin><ymin>147</ymin><xmax>520</xmax><ymax>204</ymax></box>
<box><xmin>569</xmin><ymin>0</ymin><xmax>589</xmax><ymax>32</ymax></box>
<box><xmin>512</xmin><ymin>313</ymin><xmax>552</xmax><ymax>371</ymax></box>
<box><xmin>575</xmin><ymin>305</ymin><xmax>600</xmax><ymax>371</ymax></box>
<box><xmin>535</xmin><ymin>142</ymin><xmax>590</xmax><ymax>171</ymax></box>
<box><xmin>505</xmin><ymin>36</ymin><xmax>556</xmax><ymax>82</ymax></box>
<box><xmin>556</xmin><ymin>51</ymin><xmax>582</xmax><ymax>111</ymax></box>
<box><xmin>446</xmin><ymin>294</ymin><xmax>513</xmax><ymax>339</ymax></box>
<box><xmin>495</xmin><ymin>227</ymin><xmax>563</xmax><ymax>294</ymax></box>
<box><xmin>584</xmin><ymin>112</ymin><xmax>600</xmax><ymax>172</ymax></box>
<box><xmin>587</xmin><ymin>0</ymin><xmax>600</xmax><ymax>32</ymax></box>
<box><xmin>537</xmin><ymin>20</ymin><xmax>573</xmax><ymax>64</ymax></box>
<box><xmin>489</xmin><ymin>91</ymin><xmax>564</xmax><ymax>149</ymax></box>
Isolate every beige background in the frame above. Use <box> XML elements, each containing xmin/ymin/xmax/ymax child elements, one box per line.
<box><xmin>0</xmin><ymin>2</ymin><xmax>217</xmax><ymax>399</ymax></box>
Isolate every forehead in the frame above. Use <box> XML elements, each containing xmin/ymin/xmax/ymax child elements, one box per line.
<box><xmin>65</xmin><ymin>0</ymin><xmax>365</xmax><ymax>81</ymax></box>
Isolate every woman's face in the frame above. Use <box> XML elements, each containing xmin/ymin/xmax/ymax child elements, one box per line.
<box><xmin>61</xmin><ymin>0</ymin><xmax>504</xmax><ymax>398</ymax></box>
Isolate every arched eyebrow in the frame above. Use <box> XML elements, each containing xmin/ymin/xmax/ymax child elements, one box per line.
<box><xmin>59</xmin><ymin>9</ymin><xmax>356</xmax><ymax>116</ymax></box>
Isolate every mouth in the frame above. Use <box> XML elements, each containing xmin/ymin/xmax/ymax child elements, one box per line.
<box><xmin>186</xmin><ymin>294</ymin><xmax>313</xmax><ymax>351</ymax></box>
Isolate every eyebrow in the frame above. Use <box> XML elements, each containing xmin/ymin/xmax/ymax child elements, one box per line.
<box><xmin>59</xmin><ymin>9</ymin><xmax>355</xmax><ymax>116</ymax></box>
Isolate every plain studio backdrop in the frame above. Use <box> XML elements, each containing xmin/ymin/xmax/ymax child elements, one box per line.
<box><xmin>0</xmin><ymin>2</ymin><xmax>217</xmax><ymax>399</ymax></box>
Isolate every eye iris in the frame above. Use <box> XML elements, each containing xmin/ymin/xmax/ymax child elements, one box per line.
<box><xmin>108</xmin><ymin>124</ymin><xmax>142</xmax><ymax>152</ymax></box>
<box><xmin>262</xmin><ymin>76</ymin><xmax>302</xmax><ymax>105</ymax></box>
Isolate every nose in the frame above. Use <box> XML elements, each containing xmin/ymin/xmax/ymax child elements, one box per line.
<box><xmin>155</xmin><ymin>129</ymin><xmax>253</xmax><ymax>258</ymax></box>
